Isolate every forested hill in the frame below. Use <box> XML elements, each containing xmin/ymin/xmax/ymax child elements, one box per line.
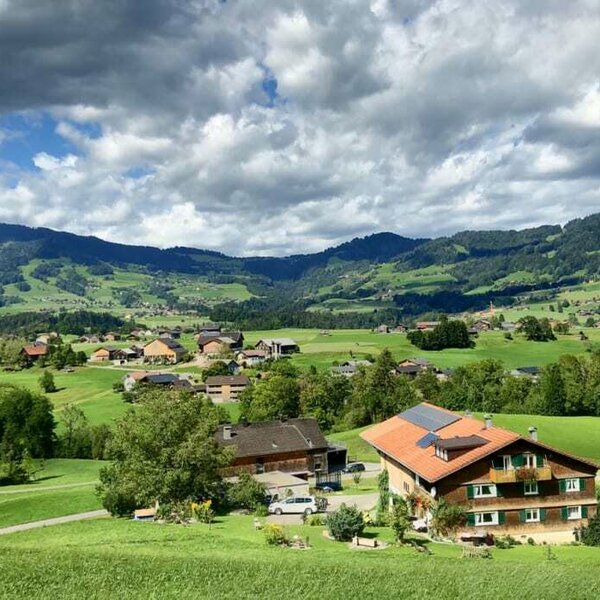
<box><xmin>0</xmin><ymin>213</ymin><xmax>599</xmax><ymax>319</ymax></box>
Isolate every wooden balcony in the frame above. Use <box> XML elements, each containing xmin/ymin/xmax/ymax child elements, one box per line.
<box><xmin>489</xmin><ymin>465</ymin><xmax>552</xmax><ymax>484</ymax></box>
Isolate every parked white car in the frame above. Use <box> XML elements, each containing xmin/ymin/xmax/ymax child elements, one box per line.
<box><xmin>268</xmin><ymin>496</ymin><xmax>319</xmax><ymax>516</ymax></box>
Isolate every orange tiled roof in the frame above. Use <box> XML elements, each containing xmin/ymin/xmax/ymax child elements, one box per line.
<box><xmin>361</xmin><ymin>402</ymin><xmax>519</xmax><ymax>483</ymax></box>
<box><xmin>22</xmin><ymin>344</ymin><xmax>48</xmax><ymax>356</ymax></box>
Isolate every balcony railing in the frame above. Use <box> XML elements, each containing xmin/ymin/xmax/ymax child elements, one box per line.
<box><xmin>489</xmin><ymin>465</ymin><xmax>552</xmax><ymax>484</ymax></box>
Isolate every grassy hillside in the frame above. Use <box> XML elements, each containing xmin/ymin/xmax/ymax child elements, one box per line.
<box><xmin>1</xmin><ymin>516</ymin><xmax>599</xmax><ymax>599</ymax></box>
<box><xmin>0</xmin><ymin>459</ymin><xmax>105</xmax><ymax>528</ymax></box>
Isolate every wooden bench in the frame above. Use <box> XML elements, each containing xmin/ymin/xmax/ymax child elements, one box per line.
<box><xmin>352</xmin><ymin>536</ymin><xmax>378</xmax><ymax>548</ymax></box>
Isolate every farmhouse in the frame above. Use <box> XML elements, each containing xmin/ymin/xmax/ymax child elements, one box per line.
<box><xmin>20</xmin><ymin>342</ymin><xmax>48</xmax><ymax>364</ymax></box>
<box><xmin>90</xmin><ymin>346</ymin><xmax>119</xmax><ymax>362</ymax></box>
<box><xmin>103</xmin><ymin>332</ymin><xmax>121</xmax><ymax>342</ymax></box>
<box><xmin>415</xmin><ymin>321</ymin><xmax>440</xmax><ymax>331</ymax></box>
<box><xmin>254</xmin><ymin>338</ymin><xmax>299</xmax><ymax>358</ymax></box>
<box><xmin>361</xmin><ymin>403</ymin><xmax>598</xmax><ymax>541</ymax></box>
<box><xmin>330</xmin><ymin>360</ymin><xmax>372</xmax><ymax>377</ymax></box>
<box><xmin>197</xmin><ymin>332</ymin><xmax>244</xmax><ymax>355</ymax></box>
<box><xmin>79</xmin><ymin>334</ymin><xmax>101</xmax><ymax>344</ymax></box>
<box><xmin>205</xmin><ymin>374</ymin><xmax>250</xmax><ymax>401</ymax></box>
<box><xmin>122</xmin><ymin>371</ymin><xmax>194</xmax><ymax>392</ymax></box>
<box><xmin>216</xmin><ymin>417</ymin><xmax>329</xmax><ymax>477</ymax></box>
<box><xmin>143</xmin><ymin>338</ymin><xmax>187</xmax><ymax>364</ymax></box>
<box><xmin>236</xmin><ymin>349</ymin><xmax>268</xmax><ymax>367</ymax></box>
<box><xmin>395</xmin><ymin>358</ymin><xmax>432</xmax><ymax>377</ymax></box>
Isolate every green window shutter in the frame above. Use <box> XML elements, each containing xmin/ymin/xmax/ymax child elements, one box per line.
<box><xmin>498</xmin><ymin>511</ymin><xmax>506</xmax><ymax>525</ymax></box>
<box><xmin>466</xmin><ymin>513</ymin><xmax>475</xmax><ymax>526</ymax></box>
<box><xmin>496</xmin><ymin>485</ymin><xmax>503</xmax><ymax>497</ymax></box>
<box><xmin>519</xmin><ymin>510</ymin><xmax>527</xmax><ymax>523</ymax></box>
<box><xmin>559</xmin><ymin>479</ymin><xmax>567</xmax><ymax>493</ymax></box>
<box><xmin>582</xmin><ymin>506</ymin><xmax>588</xmax><ymax>519</ymax></box>
<box><xmin>560</xmin><ymin>507</ymin><xmax>568</xmax><ymax>520</ymax></box>
<box><xmin>536</xmin><ymin>454</ymin><xmax>544</xmax><ymax>467</ymax></box>
<box><xmin>579</xmin><ymin>478</ymin><xmax>587</xmax><ymax>492</ymax></box>
<box><xmin>540</xmin><ymin>508</ymin><xmax>546</xmax><ymax>521</ymax></box>
<box><xmin>512</xmin><ymin>454</ymin><xmax>524</xmax><ymax>468</ymax></box>
<box><xmin>466</xmin><ymin>485</ymin><xmax>474</xmax><ymax>500</ymax></box>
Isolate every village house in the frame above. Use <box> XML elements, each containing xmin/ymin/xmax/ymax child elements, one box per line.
<box><xmin>236</xmin><ymin>349</ymin><xmax>268</xmax><ymax>367</ymax></box>
<box><xmin>122</xmin><ymin>371</ymin><xmax>196</xmax><ymax>392</ymax></box>
<box><xmin>395</xmin><ymin>358</ymin><xmax>433</xmax><ymax>377</ymax></box>
<box><xmin>361</xmin><ymin>403</ymin><xmax>598</xmax><ymax>542</ymax></box>
<box><xmin>197</xmin><ymin>332</ymin><xmax>244</xmax><ymax>355</ymax></box>
<box><xmin>376</xmin><ymin>324</ymin><xmax>390</xmax><ymax>334</ymax></box>
<box><xmin>205</xmin><ymin>374</ymin><xmax>250</xmax><ymax>402</ymax></box>
<box><xmin>216</xmin><ymin>417</ymin><xmax>330</xmax><ymax>477</ymax></box>
<box><xmin>103</xmin><ymin>332</ymin><xmax>121</xmax><ymax>342</ymax></box>
<box><xmin>90</xmin><ymin>346</ymin><xmax>120</xmax><ymax>362</ymax></box>
<box><xmin>79</xmin><ymin>334</ymin><xmax>101</xmax><ymax>344</ymax></box>
<box><xmin>35</xmin><ymin>332</ymin><xmax>59</xmax><ymax>345</ymax></box>
<box><xmin>511</xmin><ymin>366</ymin><xmax>541</xmax><ymax>379</ymax></box>
<box><xmin>254</xmin><ymin>338</ymin><xmax>299</xmax><ymax>359</ymax></box>
<box><xmin>20</xmin><ymin>342</ymin><xmax>48</xmax><ymax>364</ymax></box>
<box><xmin>143</xmin><ymin>338</ymin><xmax>187</xmax><ymax>364</ymax></box>
<box><xmin>113</xmin><ymin>347</ymin><xmax>143</xmax><ymax>364</ymax></box>
<box><xmin>415</xmin><ymin>321</ymin><xmax>440</xmax><ymax>331</ymax></box>
<box><xmin>197</xmin><ymin>322</ymin><xmax>221</xmax><ymax>337</ymax></box>
<box><xmin>330</xmin><ymin>359</ymin><xmax>372</xmax><ymax>377</ymax></box>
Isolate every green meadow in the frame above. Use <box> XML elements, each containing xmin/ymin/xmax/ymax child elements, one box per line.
<box><xmin>0</xmin><ymin>516</ymin><xmax>599</xmax><ymax>599</ymax></box>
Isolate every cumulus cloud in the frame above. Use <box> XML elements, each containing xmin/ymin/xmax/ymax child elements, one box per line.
<box><xmin>0</xmin><ymin>0</ymin><xmax>600</xmax><ymax>255</ymax></box>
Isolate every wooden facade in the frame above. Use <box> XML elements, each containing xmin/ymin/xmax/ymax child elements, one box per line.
<box><xmin>221</xmin><ymin>448</ymin><xmax>327</xmax><ymax>477</ymax></box>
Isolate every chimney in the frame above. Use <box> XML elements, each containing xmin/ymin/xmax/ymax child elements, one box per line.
<box><xmin>484</xmin><ymin>414</ymin><xmax>493</xmax><ymax>429</ymax></box>
<box><xmin>528</xmin><ymin>426</ymin><xmax>538</xmax><ymax>442</ymax></box>
<box><xmin>223</xmin><ymin>425</ymin><xmax>232</xmax><ymax>440</ymax></box>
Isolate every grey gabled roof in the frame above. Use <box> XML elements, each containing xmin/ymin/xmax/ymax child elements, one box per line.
<box><xmin>399</xmin><ymin>403</ymin><xmax>460</xmax><ymax>432</ymax></box>
<box><xmin>216</xmin><ymin>418</ymin><xmax>328</xmax><ymax>458</ymax></box>
<box><xmin>205</xmin><ymin>375</ymin><xmax>250</xmax><ymax>386</ymax></box>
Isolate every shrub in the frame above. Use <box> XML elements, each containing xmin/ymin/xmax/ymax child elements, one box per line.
<box><xmin>254</xmin><ymin>504</ymin><xmax>269</xmax><ymax>518</ymax></box>
<box><xmin>192</xmin><ymin>500</ymin><xmax>215</xmax><ymax>525</ymax></box>
<box><xmin>527</xmin><ymin>537</ymin><xmax>536</xmax><ymax>546</ymax></box>
<box><xmin>580</xmin><ymin>513</ymin><xmax>600</xmax><ymax>546</ymax></box>
<box><xmin>263</xmin><ymin>524</ymin><xmax>288</xmax><ymax>546</ymax></box>
<box><xmin>326</xmin><ymin>504</ymin><xmax>365</xmax><ymax>541</ymax></box>
<box><xmin>228</xmin><ymin>472</ymin><xmax>267</xmax><ymax>510</ymax></box>
<box><xmin>494</xmin><ymin>535</ymin><xmax>518</xmax><ymax>549</ymax></box>
<box><xmin>304</xmin><ymin>513</ymin><xmax>325</xmax><ymax>526</ymax></box>
<box><xmin>430</xmin><ymin>500</ymin><xmax>467</xmax><ymax>538</ymax></box>
<box><xmin>390</xmin><ymin>498</ymin><xmax>411</xmax><ymax>543</ymax></box>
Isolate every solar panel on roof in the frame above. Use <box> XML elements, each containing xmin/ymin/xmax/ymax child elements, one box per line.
<box><xmin>399</xmin><ymin>404</ymin><xmax>460</xmax><ymax>431</ymax></box>
<box><xmin>416</xmin><ymin>432</ymin><xmax>438</xmax><ymax>448</ymax></box>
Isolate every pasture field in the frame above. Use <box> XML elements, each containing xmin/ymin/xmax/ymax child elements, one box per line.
<box><xmin>0</xmin><ymin>516</ymin><xmax>599</xmax><ymax>599</ymax></box>
<box><xmin>330</xmin><ymin>413</ymin><xmax>600</xmax><ymax>464</ymax></box>
<box><xmin>0</xmin><ymin>366</ymin><xmax>127</xmax><ymax>426</ymax></box>
<box><xmin>0</xmin><ymin>459</ymin><xmax>105</xmax><ymax>528</ymax></box>
<box><xmin>245</xmin><ymin>328</ymin><xmax>600</xmax><ymax>371</ymax></box>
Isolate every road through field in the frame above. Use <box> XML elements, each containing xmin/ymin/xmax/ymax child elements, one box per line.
<box><xmin>0</xmin><ymin>510</ymin><xmax>108</xmax><ymax>536</ymax></box>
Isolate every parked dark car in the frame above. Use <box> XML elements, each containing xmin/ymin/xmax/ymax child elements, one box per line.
<box><xmin>342</xmin><ymin>462</ymin><xmax>366</xmax><ymax>474</ymax></box>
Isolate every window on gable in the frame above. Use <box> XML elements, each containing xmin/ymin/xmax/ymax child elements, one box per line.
<box><xmin>435</xmin><ymin>445</ymin><xmax>448</xmax><ymax>461</ymax></box>
<box><xmin>565</xmin><ymin>479</ymin><xmax>580</xmax><ymax>492</ymax></box>
<box><xmin>524</xmin><ymin>453</ymin><xmax>536</xmax><ymax>468</ymax></box>
<box><xmin>473</xmin><ymin>484</ymin><xmax>497</xmax><ymax>498</ymax></box>
<box><xmin>524</xmin><ymin>482</ymin><xmax>539</xmax><ymax>496</ymax></box>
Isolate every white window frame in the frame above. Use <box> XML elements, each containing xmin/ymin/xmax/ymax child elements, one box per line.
<box><xmin>565</xmin><ymin>479</ymin><xmax>580</xmax><ymax>493</ymax></box>
<box><xmin>435</xmin><ymin>446</ymin><xmax>448</xmax><ymax>461</ymax></box>
<box><xmin>473</xmin><ymin>484</ymin><xmax>497</xmax><ymax>498</ymax></box>
<box><xmin>523</xmin><ymin>453</ymin><xmax>536</xmax><ymax>468</ymax></box>
<box><xmin>474</xmin><ymin>512</ymin><xmax>499</xmax><ymax>527</ymax></box>
<box><xmin>525</xmin><ymin>508</ymin><xmax>540</xmax><ymax>523</ymax></box>
<box><xmin>567</xmin><ymin>506</ymin><xmax>582</xmax><ymax>520</ymax></box>
<box><xmin>524</xmin><ymin>482</ymin><xmax>539</xmax><ymax>495</ymax></box>
<box><xmin>502</xmin><ymin>455</ymin><xmax>512</xmax><ymax>471</ymax></box>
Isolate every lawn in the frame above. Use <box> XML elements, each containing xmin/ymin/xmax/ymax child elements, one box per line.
<box><xmin>0</xmin><ymin>459</ymin><xmax>106</xmax><ymax>528</ymax></box>
<box><xmin>244</xmin><ymin>328</ymin><xmax>600</xmax><ymax>371</ymax></box>
<box><xmin>0</xmin><ymin>366</ymin><xmax>127</xmax><ymax>426</ymax></box>
<box><xmin>328</xmin><ymin>426</ymin><xmax>379</xmax><ymax>463</ymax></box>
<box><xmin>0</xmin><ymin>516</ymin><xmax>599</xmax><ymax>598</ymax></box>
<box><xmin>332</xmin><ymin>413</ymin><xmax>600</xmax><ymax>464</ymax></box>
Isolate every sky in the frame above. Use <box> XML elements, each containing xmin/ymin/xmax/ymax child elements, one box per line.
<box><xmin>0</xmin><ymin>0</ymin><xmax>600</xmax><ymax>257</ymax></box>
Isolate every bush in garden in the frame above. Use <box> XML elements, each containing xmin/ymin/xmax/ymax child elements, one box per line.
<box><xmin>304</xmin><ymin>513</ymin><xmax>325</xmax><ymax>526</ymax></box>
<box><xmin>326</xmin><ymin>503</ymin><xmax>365</xmax><ymax>541</ymax></box>
<box><xmin>580</xmin><ymin>513</ymin><xmax>600</xmax><ymax>546</ymax></box>
<box><xmin>390</xmin><ymin>498</ymin><xmax>411</xmax><ymax>543</ymax></box>
<box><xmin>263</xmin><ymin>524</ymin><xmax>288</xmax><ymax>546</ymax></box>
<box><xmin>192</xmin><ymin>500</ymin><xmax>215</xmax><ymax>525</ymax></box>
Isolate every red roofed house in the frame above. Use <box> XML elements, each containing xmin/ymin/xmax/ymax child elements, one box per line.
<box><xmin>20</xmin><ymin>343</ymin><xmax>48</xmax><ymax>364</ymax></box>
<box><xmin>361</xmin><ymin>403</ymin><xmax>597</xmax><ymax>542</ymax></box>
